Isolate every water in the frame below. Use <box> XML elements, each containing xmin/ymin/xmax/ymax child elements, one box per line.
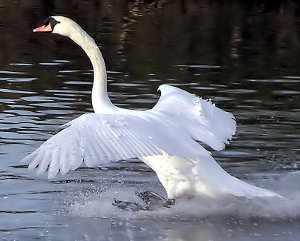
<box><xmin>1</xmin><ymin>1</ymin><xmax>300</xmax><ymax>240</ymax></box>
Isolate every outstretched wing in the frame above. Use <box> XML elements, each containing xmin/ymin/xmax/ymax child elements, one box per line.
<box><xmin>23</xmin><ymin>84</ymin><xmax>236</xmax><ymax>179</ymax></box>
<box><xmin>23</xmin><ymin>111</ymin><xmax>211</xmax><ymax>178</ymax></box>
<box><xmin>153</xmin><ymin>85</ymin><xmax>236</xmax><ymax>151</ymax></box>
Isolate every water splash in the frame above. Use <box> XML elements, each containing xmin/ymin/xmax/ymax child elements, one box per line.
<box><xmin>66</xmin><ymin>172</ymin><xmax>300</xmax><ymax>220</ymax></box>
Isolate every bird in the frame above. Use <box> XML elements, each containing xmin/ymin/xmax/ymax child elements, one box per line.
<box><xmin>24</xmin><ymin>16</ymin><xmax>283</xmax><ymax>205</ymax></box>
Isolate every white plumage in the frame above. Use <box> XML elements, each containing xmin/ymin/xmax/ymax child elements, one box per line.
<box><xmin>24</xmin><ymin>16</ymin><xmax>282</xmax><ymax>200</ymax></box>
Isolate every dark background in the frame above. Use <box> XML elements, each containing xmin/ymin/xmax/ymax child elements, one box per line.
<box><xmin>1</xmin><ymin>0</ymin><xmax>300</xmax><ymax>77</ymax></box>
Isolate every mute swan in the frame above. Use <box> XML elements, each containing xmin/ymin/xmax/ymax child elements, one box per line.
<box><xmin>24</xmin><ymin>16</ymin><xmax>282</xmax><ymax>202</ymax></box>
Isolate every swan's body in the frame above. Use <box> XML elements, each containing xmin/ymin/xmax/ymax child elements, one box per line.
<box><xmin>25</xmin><ymin>16</ymin><xmax>282</xmax><ymax>200</ymax></box>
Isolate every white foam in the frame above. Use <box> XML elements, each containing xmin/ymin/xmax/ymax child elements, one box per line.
<box><xmin>66</xmin><ymin>172</ymin><xmax>300</xmax><ymax>220</ymax></box>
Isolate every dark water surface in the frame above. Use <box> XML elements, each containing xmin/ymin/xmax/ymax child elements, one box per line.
<box><xmin>1</xmin><ymin>1</ymin><xmax>300</xmax><ymax>241</ymax></box>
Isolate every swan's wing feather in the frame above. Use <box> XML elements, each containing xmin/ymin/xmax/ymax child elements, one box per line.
<box><xmin>23</xmin><ymin>126</ymin><xmax>83</xmax><ymax>178</ymax></box>
<box><xmin>23</xmin><ymin>112</ymin><xmax>210</xmax><ymax>178</ymax></box>
<box><xmin>153</xmin><ymin>84</ymin><xmax>236</xmax><ymax>151</ymax></box>
<box><xmin>23</xmin><ymin>85</ymin><xmax>236</xmax><ymax>179</ymax></box>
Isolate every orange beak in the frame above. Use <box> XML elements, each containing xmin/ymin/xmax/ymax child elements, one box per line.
<box><xmin>33</xmin><ymin>24</ymin><xmax>52</xmax><ymax>33</ymax></box>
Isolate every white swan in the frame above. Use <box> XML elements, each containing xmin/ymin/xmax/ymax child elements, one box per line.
<box><xmin>24</xmin><ymin>16</ymin><xmax>282</xmax><ymax>201</ymax></box>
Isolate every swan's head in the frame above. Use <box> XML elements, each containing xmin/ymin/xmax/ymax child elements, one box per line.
<box><xmin>33</xmin><ymin>16</ymin><xmax>79</xmax><ymax>38</ymax></box>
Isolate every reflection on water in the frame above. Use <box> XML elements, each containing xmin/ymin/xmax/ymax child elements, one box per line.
<box><xmin>0</xmin><ymin>1</ymin><xmax>300</xmax><ymax>241</ymax></box>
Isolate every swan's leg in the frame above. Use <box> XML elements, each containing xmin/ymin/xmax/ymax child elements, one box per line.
<box><xmin>136</xmin><ymin>191</ymin><xmax>175</xmax><ymax>208</ymax></box>
<box><xmin>164</xmin><ymin>198</ymin><xmax>175</xmax><ymax>207</ymax></box>
<box><xmin>112</xmin><ymin>198</ymin><xmax>149</xmax><ymax>211</ymax></box>
<box><xmin>111</xmin><ymin>191</ymin><xmax>175</xmax><ymax>211</ymax></box>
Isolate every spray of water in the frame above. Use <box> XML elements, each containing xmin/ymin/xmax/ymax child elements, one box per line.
<box><xmin>67</xmin><ymin>171</ymin><xmax>300</xmax><ymax>220</ymax></box>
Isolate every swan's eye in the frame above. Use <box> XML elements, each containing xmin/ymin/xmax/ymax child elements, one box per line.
<box><xmin>48</xmin><ymin>17</ymin><xmax>60</xmax><ymax>30</ymax></box>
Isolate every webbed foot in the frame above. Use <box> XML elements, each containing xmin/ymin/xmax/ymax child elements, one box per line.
<box><xmin>112</xmin><ymin>198</ymin><xmax>149</xmax><ymax>211</ymax></box>
<box><xmin>136</xmin><ymin>191</ymin><xmax>175</xmax><ymax>209</ymax></box>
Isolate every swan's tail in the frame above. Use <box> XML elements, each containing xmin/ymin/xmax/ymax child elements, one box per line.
<box><xmin>219</xmin><ymin>174</ymin><xmax>285</xmax><ymax>200</ymax></box>
<box><xmin>142</xmin><ymin>154</ymin><xmax>284</xmax><ymax>200</ymax></box>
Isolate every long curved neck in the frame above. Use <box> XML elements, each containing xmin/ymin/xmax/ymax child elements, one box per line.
<box><xmin>67</xmin><ymin>26</ymin><xmax>115</xmax><ymax>113</ymax></box>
